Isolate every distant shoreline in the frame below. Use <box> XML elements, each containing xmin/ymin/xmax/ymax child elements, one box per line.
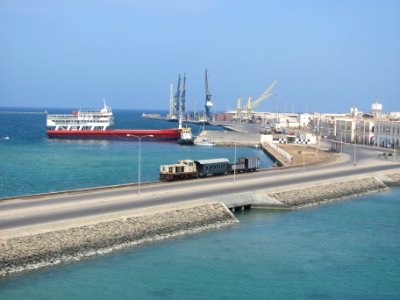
<box><xmin>0</xmin><ymin>111</ymin><xmax>47</xmax><ymax>114</ymax></box>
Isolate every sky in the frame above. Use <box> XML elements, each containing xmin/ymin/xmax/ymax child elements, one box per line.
<box><xmin>0</xmin><ymin>0</ymin><xmax>399</xmax><ymax>113</ymax></box>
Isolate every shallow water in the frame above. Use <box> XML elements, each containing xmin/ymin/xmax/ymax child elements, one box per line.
<box><xmin>0</xmin><ymin>108</ymin><xmax>272</xmax><ymax>198</ymax></box>
<box><xmin>1</xmin><ymin>108</ymin><xmax>399</xmax><ymax>299</ymax></box>
<box><xmin>1</xmin><ymin>188</ymin><xmax>399</xmax><ymax>299</ymax></box>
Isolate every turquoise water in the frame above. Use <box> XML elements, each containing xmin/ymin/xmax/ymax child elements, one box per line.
<box><xmin>1</xmin><ymin>108</ymin><xmax>399</xmax><ymax>299</ymax></box>
<box><xmin>1</xmin><ymin>188</ymin><xmax>399</xmax><ymax>299</ymax></box>
<box><xmin>0</xmin><ymin>108</ymin><xmax>272</xmax><ymax>198</ymax></box>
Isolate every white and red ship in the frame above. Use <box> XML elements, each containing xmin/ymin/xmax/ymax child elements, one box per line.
<box><xmin>46</xmin><ymin>102</ymin><xmax>181</xmax><ymax>140</ymax></box>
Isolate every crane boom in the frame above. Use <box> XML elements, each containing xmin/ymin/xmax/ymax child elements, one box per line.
<box><xmin>243</xmin><ymin>80</ymin><xmax>277</xmax><ymax>110</ymax></box>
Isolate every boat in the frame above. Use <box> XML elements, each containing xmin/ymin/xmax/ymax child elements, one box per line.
<box><xmin>166</xmin><ymin>114</ymin><xmax>179</xmax><ymax>122</ymax></box>
<box><xmin>195</xmin><ymin>138</ymin><xmax>215</xmax><ymax>147</ymax></box>
<box><xmin>46</xmin><ymin>101</ymin><xmax>181</xmax><ymax>140</ymax></box>
<box><xmin>177</xmin><ymin>127</ymin><xmax>194</xmax><ymax>145</ymax></box>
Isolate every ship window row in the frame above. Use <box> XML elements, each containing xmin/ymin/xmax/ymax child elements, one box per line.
<box><xmin>52</xmin><ymin>120</ymin><xmax>110</xmax><ymax>124</ymax></box>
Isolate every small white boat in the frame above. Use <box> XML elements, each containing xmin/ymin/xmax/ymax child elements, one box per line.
<box><xmin>195</xmin><ymin>138</ymin><xmax>215</xmax><ymax>147</ymax></box>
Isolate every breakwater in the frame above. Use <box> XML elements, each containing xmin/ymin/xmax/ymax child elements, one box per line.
<box><xmin>269</xmin><ymin>177</ymin><xmax>388</xmax><ymax>208</ymax></box>
<box><xmin>1</xmin><ymin>174</ymin><xmax>399</xmax><ymax>277</ymax></box>
<box><xmin>0</xmin><ymin>202</ymin><xmax>238</xmax><ymax>277</ymax></box>
<box><xmin>217</xmin><ymin>176</ymin><xmax>393</xmax><ymax>210</ymax></box>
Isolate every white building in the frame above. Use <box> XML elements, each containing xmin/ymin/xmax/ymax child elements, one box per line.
<box><xmin>355</xmin><ymin>115</ymin><xmax>375</xmax><ymax>145</ymax></box>
<box><xmin>335</xmin><ymin>117</ymin><xmax>356</xmax><ymax>143</ymax></box>
<box><xmin>299</xmin><ymin>113</ymin><xmax>312</xmax><ymax>127</ymax></box>
<box><xmin>374</xmin><ymin>120</ymin><xmax>400</xmax><ymax>148</ymax></box>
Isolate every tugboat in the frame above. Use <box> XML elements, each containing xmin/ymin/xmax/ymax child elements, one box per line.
<box><xmin>177</xmin><ymin>117</ymin><xmax>194</xmax><ymax>145</ymax></box>
<box><xmin>177</xmin><ymin>126</ymin><xmax>194</xmax><ymax>145</ymax></box>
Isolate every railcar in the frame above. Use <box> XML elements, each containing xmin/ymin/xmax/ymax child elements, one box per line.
<box><xmin>231</xmin><ymin>157</ymin><xmax>260</xmax><ymax>173</ymax></box>
<box><xmin>159</xmin><ymin>157</ymin><xmax>260</xmax><ymax>181</ymax></box>
<box><xmin>194</xmin><ymin>158</ymin><xmax>230</xmax><ymax>177</ymax></box>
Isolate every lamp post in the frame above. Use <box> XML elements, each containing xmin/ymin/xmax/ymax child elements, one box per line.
<box><xmin>234</xmin><ymin>141</ymin><xmax>237</xmax><ymax>182</ymax></box>
<box><xmin>353</xmin><ymin>142</ymin><xmax>357</xmax><ymax>166</ymax></box>
<box><xmin>126</xmin><ymin>134</ymin><xmax>154</xmax><ymax>194</ymax></box>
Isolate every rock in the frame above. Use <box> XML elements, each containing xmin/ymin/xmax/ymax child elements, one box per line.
<box><xmin>269</xmin><ymin>177</ymin><xmax>387</xmax><ymax>208</ymax></box>
<box><xmin>0</xmin><ymin>202</ymin><xmax>237</xmax><ymax>277</ymax></box>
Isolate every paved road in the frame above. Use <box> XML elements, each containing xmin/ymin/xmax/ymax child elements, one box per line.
<box><xmin>0</xmin><ymin>144</ymin><xmax>398</xmax><ymax>232</ymax></box>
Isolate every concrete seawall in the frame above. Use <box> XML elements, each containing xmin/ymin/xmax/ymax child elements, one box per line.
<box><xmin>0</xmin><ymin>202</ymin><xmax>238</xmax><ymax>277</ymax></box>
<box><xmin>268</xmin><ymin>177</ymin><xmax>388</xmax><ymax>208</ymax></box>
<box><xmin>1</xmin><ymin>173</ymin><xmax>399</xmax><ymax>277</ymax></box>
<box><xmin>215</xmin><ymin>176</ymin><xmax>392</xmax><ymax>210</ymax></box>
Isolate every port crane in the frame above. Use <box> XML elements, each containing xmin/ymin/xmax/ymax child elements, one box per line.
<box><xmin>167</xmin><ymin>83</ymin><xmax>174</xmax><ymax>120</ymax></box>
<box><xmin>204</xmin><ymin>69</ymin><xmax>213</xmax><ymax>119</ymax></box>
<box><xmin>181</xmin><ymin>74</ymin><xmax>186</xmax><ymax>114</ymax></box>
<box><xmin>174</xmin><ymin>74</ymin><xmax>181</xmax><ymax>116</ymax></box>
<box><xmin>235</xmin><ymin>80</ymin><xmax>278</xmax><ymax>122</ymax></box>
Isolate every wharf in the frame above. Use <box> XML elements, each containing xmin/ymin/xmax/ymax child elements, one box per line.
<box><xmin>194</xmin><ymin>123</ymin><xmax>261</xmax><ymax>147</ymax></box>
<box><xmin>194</xmin><ymin>130</ymin><xmax>260</xmax><ymax>147</ymax></box>
<box><xmin>141</xmin><ymin>113</ymin><xmax>166</xmax><ymax>121</ymax></box>
<box><xmin>261</xmin><ymin>143</ymin><xmax>335</xmax><ymax>167</ymax></box>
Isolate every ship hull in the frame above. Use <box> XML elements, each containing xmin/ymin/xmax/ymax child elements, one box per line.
<box><xmin>47</xmin><ymin>129</ymin><xmax>181</xmax><ymax>140</ymax></box>
<box><xmin>177</xmin><ymin>138</ymin><xmax>194</xmax><ymax>145</ymax></box>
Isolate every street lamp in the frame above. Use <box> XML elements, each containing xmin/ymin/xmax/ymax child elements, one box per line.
<box><xmin>234</xmin><ymin>141</ymin><xmax>237</xmax><ymax>182</ymax></box>
<box><xmin>126</xmin><ymin>134</ymin><xmax>154</xmax><ymax>194</ymax></box>
<box><xmin>353</xmin><ymin>142</ymin><xmax>357</xmax><ymax>166</ymax></box>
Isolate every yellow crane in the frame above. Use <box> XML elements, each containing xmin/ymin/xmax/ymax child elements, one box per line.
<box><xmin>242</xmin><ymin>80</ymin><xmax>278</xmax><ymax>121</ymax></box>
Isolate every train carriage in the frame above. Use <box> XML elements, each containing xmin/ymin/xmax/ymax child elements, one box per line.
<box><xmin>194</xmin><ymin>158</ymin><xmax>230</xmax><ymax>177</ymax></box>
<box><xmin>159</xmin><ymin>157</ymin><xmax>260</xmax><ymax>181</ymax></box>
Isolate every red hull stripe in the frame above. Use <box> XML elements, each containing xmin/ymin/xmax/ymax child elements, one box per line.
<box><xmin>47</xmin><ymin>129</ymin><xmax>181</xmax><ymax>140</ymax></box>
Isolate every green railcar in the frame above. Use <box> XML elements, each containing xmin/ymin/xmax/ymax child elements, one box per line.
<box><xmin>194</xmin><ymin>158</ymin><xmax>230</xmax><ymax>177</ymax></box>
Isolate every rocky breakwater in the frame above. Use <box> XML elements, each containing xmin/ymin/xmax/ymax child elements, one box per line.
<box><xmin>0</xmin><ymin>202</ymin><xmax>238</xmax><ymax>277</ymax></box>
<box><xmin>269</xmin><ymin>177</ymin><xmax>388</xmax><ymax>208</ymax></box>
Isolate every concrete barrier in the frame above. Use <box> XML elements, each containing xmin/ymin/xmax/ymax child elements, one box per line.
<box><xmin>215</xmin><ymin>177</ymin><xmax>389</xmax><ymax>209</ymax></box>
<box><xmin>0</xmin><ymin>202</ymin><xmax>238</xmax><ymax>277</ymax></box>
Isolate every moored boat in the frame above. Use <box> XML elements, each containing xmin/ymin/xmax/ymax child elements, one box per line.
<box><xmin>46</xmin><ymin>101</ymin><xmax>181</xmax><ymax>140</ymax></box>
<box><xmin>177</xmin><ymin>127</ymin><xmax>194</xmax><ymax>145</ymax></box>
<box><xmin>195</xmin><ymin>138</ymin><xmax>215</xmax><ymax>147</ymax></box>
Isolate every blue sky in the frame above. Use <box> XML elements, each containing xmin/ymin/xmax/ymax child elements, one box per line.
<box><xmin>0</xmin><ymin>0</ymin><xmax>399</xmax><ymax>113</ymax></box>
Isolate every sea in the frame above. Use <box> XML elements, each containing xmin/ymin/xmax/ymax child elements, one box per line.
<box><xmin>0</xmin><ymin>108</ymin><xmax>399</xmax><ymax>299</ymax></box>
<box><xmin>0</xmin><ymin>108</ymin><xmax>272</xmax><ymax>199</ymax></box>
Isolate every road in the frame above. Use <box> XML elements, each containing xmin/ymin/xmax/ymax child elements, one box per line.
<box><xmin>0</xmin><ymin>144</ymin><xmax>398</xmax><ymax>233</ymax></box>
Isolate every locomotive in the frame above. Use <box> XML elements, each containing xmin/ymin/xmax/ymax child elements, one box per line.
<box><xmin>159</xmin><ymin>157</ymin><xmax>260</xmax><ymax>181</ymax></box>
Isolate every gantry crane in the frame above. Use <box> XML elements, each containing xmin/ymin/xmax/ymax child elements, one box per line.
<box><xmin>174</xmin><ymin>74</ymin><xmax>181</xmax><ymax>116</ymax></box>
<box><xmin>181</xmin><ymin>74</ymin><xmax>186</xmax><ymax>114</ymax></box>
<box><xmin>204</xmin><ymin>69</ymin><xmax>213</xmax><ymax>119</ymax></box>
